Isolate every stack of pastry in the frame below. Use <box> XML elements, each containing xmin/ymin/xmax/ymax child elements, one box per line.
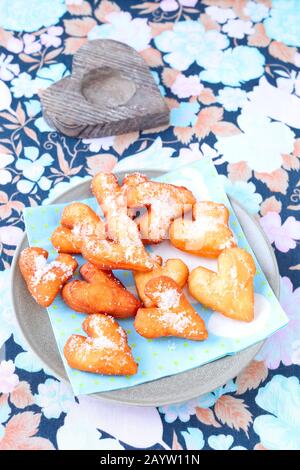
<box><xmin>19</xmin><ymin>172</ymin><xmax>256</xmax><ymax>377</ymax></box>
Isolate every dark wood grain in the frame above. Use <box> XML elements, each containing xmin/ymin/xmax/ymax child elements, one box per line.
<box><xmin>41</xmin><ymin>39</ymin><xmax>169</xmax><ymax>138</ymax></box>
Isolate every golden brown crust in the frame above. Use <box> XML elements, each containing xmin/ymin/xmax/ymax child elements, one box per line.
<box><xmin>188</xmin><ymin>247</ymin><xmax>256</xmax><ymax>322</ymax></box>
<box><xmin>64</xmin><ymin>314</ymin><xmax>138</xmax><ymax>375</ymax></box>
<box><xmin>62</xmin><ymin>202</ymin><xmax>102</xmax><ymax>229</ymax></box>
<box><xmin>170</xmin><ymin>201</ymin><xmax>236</xmax><ymax>258</ymax></box>
<box><xmin>134</xmin><ymin>276</ymin><xmax>207</xmax><ymax>340</ymax></box>
<box><xmin>19</xmin><ymin>247</ymin><xmax>78</xmax><ymax>307</ymax></box>
<box><xmin>87</xmin><ymin>172</ymin><xmax>156</xmax><ymax>271</ymax></box>
<box><xmin>51</xmin><ymin>226</ymin><xmax>82</xmax><ymax>254</ymax></box>
<box><xmin>62</xmin><ymin>262</ymin><xmax>141</xmax><ymax>318</ymax></box>
<box><xmin>134</xmin><ymin>258</ymin><xmax>189</xmax><ymax>307</ymax></box>
<box><xmin>126</xmin><ymin>180</ymin><xmax>196</xmax><ymax>244</ymax></box>
<box><xmin>91</xmin><ymin>172</ymin><xmax>121</xmax><ymax>217</ymax></box>
<box><xmin>80</xmin><ymin>237</ymin><xmax>155</xmax><ymax>272</ymax></box>
<box><xmin>122</xmin><ymin>172</ymin><xmax>149</xmax><ymax>189</ymax></box>
<box><xmin>51</xmin><ymin>197</ymin><xmax>155</xmax><ymax>271</ymax></box>
<box><xmin>51</xmin><ymin>202</ymin><xmax>105</xmax><ymax>254</ymax></box>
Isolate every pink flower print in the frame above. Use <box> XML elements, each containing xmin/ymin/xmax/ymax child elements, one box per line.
<box><xmin>257</xmin><ymin>277</ymin><xmax>300</xmax><ymax>369</ymax></box>
<box><xmin>260</xmin><ymin>211</ymin><xmax>300</xmax><ymax>253</ymax></box>
<box><xmin>0</xmin><ymin>226</ymin><xmax>24</xmax><ymax>246</ymax></box>
<box><xmin>160</xmin><ymin>0</ymin><xmax>197</xmax><ymax>11</ymax></box>
<box><xmin>0</xmin><ymin>412</ymin><xmax>54</xmax><ymax>450</ymax></box>
<box><xmin>0</xmin><ymin>54</ymin><xmax>19</xmax><ymax>81</ymax></box>
<box><xmin>180</xmin><ymin>0</ymin><xmax>198</xmax><ymax>6</ymax></box>
<box><xmin>160</xmin><ymin>0</ymin><xmax>178</xmax><ymax>11</ymax></box>
<box><xmin>6</xmin><ymin>37</ymin><xmax>24</xmax><ymax>54</ymax></box>
<box><xmin>171</xmin><ymin>74</ymin><xmax>203</xmax><ymax>98</ymax></box>
<box><xmin>277</xmin><ymin>71</ymin><xmax>300</xmax><ymax>97</ymax></box>
<box><xmin>40</xmin><ymin>27</ymin><xmax>63</xmax><ymax>48</ymax></box>
<box><xmin>7</xmin><ymin>35</ymin><xmax>41</xmax><ymax>55</ymax></box>
<box><xmin>23</xmin><ymin>34</ymin><xmax>41</xmax><ymax>54</ymax></box>
<box><xmin>0</xmin><ymin>360</ymin><xmax>19</xmax><ymax>394</ymax></box>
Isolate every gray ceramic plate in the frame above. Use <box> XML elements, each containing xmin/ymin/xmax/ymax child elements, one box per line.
<box><xmin>11</xmin><ymin>169</ymin><xmax>279</xmax><ymax>406</ymax></box>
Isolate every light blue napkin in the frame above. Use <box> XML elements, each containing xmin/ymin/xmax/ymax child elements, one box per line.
<box><xmin>23</xmin><ymin>159</ymin><xmax>288</xmax><ymax>395</ymax></box>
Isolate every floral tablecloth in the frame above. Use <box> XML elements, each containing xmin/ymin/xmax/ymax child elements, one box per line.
<box><xmin>0</xmin><ymin>0</ymin><xmax>299</xmax><ymax>451</ymax></box>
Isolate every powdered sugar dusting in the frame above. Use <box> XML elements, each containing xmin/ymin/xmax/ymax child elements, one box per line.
<box><xmin>32</xmin><ymin>255</ymin><xmax>74</xmax><ymax>286</ymax></box>
<box><xmin>160</xmin><ymin>311</ymin><xmax>191</xmax><ymax>334</ymax></box>
<box><xmin>177</xmin><ymin>202</ymin><xmax>236</xmax><ymax>250</ymax></box>
<box><xmin>156</xmin><ymin>288</ymin><xmax>181</xmax><ymax>309</ymax></box>
<box><xmin>42</xmin><ymin>271</ymin><xmax>56</xmax><ymax>282</ymax></box>
<box><xmin>72</xmin><ymin>224</ymin><xmax>82</xmax><ymax>237</ymax></box>
<box><xmin>219</xmin><ymin>237</ymin><xmax>235</xmax><ymax>250</ymax></box>
<box><xmin>144</xmin><ymin>197</ymin><xmax>183</xmax><ymax>240</ymax></box>
<box><xmin>90</xmin><ymin>176</ymin><xmax>154</xmax><ymax>268</ymax></box>
<box><xmin>87</xmin><ymin>336</ymin><xmax>117</xmax><ymax>351</ymax></box>
<box><xmin>230</xmin><ymin>265</ymin><xmax>238</xmax><ymax>281</ymax></box>
<box><xmin>72</xmin><ymin>223</ymin><xmax>92</xmax><ymax>238</ymax></box>
<box><xmin>87</xmin><ymin>315</ymin><xmax>126</xmax><ymax>351</ymax></box>
<box><xmin>187</xmin><ymin>217</ymin><xmax>220</xmax><ymax>238</ymax></box>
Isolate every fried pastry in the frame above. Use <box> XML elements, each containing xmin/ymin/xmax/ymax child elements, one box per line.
<box><xmin>188</xmin><ymin>247</ymin><xmax>256</xmax><ymax>322</ymax></box>
<box><xmin>64</xmin><ymin>314</ymin><xmax>138</xmax><ymax>375</ymax></box>
<box><xmin>122</xmin><ymin>172</ymin><xmax>149</xmax><ymax>189</ymax></box>
<box><xmin>170</xmin><ymin>201</ymin><xmax>236</xmax><ymax>258</ymax></box>
<box><xmin>52</xmin><ymin>198</ymin><xmax>155</xmax><ymax>271</ymax></box>
<box><xmin>19</xmin><ymin>247</ymin><xmax>77</xmax><ymax>307</ymax></box>
<box><xmin>51</xmin><ymin>226</ymin><xmax>81</xmax><ymax>254</ymax></box>
<box><xmin>134</xmin><ymin>257</ymin><xmax>189</xmax><ymax>307</ymax></box>
<box><xmin>51</xmin><ymin>202</ymin><xmax>105</xmax><ymax>254</ymax></box>
<box><xmin>62</xmin><ymin>263</ymin><xmax>140</xmax><ymax>318</ymax></box>
<box><xmin>126</xmin><ymin>179</ymin><xmax>196</xmax><ymax>243</ymax></box>
<box><xmin>88</xmin><ymin>172</ymin><xmax>156</xmax><ymax>271</ymax></box>
<box><xmin>134</xmin><ymin>276</ymin><xmax>207</xmax><ymax>340</ymax></box>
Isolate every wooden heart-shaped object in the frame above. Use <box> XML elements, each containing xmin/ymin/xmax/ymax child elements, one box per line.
<box><xmin>134</xmin><ymin>276</ymin><xmax>208</xmax><ymax>340</ymax></box>
<box><xmin>188</xmin><ymin>247</ymin><xmax>256</xmax><ymax>322</ymax></box>
<box><xmin>134</xmin><ymin>257</ymin><xmax>189</xmax><ymax>307</ymax></box>
<box><xmin>62</xmin><ymin>263</ymin><xmax>141</xmax><ymax>318</ymax></box>
<box><xmin>64</xmin><ymin>314</ymin><xmax>138</xmax><ymax>375</ymax></box>
<box><xmin>126</xmin><ymin>179</ymin><xmax>196</xmax><ymax>243</ymax></box>
<box><xmin>170</xmin><ymin>201</ymin><xmax>236</xmax><ymax>258</ymax></box>
<box><xmin>19</xmin><ymin>247</ymin><xmax>78</xmax><ymax>307</ymax></box>
<box><xmin>41</xmin><ymin>39</ymin><xmax>169</xmax><ymax>138</ymax></box>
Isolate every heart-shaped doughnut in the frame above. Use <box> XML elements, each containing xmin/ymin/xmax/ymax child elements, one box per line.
<box><xmin>52</xmin><ymin>194</ymin><xmax>155</xmax><ymax>271</ymax></box>
<box><xmin>170</xmin><ymin>201</ymin><xmax>236</xmax><ymax>258</ymax></box>
<box><xmin>134</xmin><ymin>276</ymin><xmax>207</xmax><ymax>340</ymax></box>
<box><xmin>40</xmin><ymin>39</ymin><xmax>169</xmax><ymax>138</ymax></box>
<box><xmin>51</xmin><ymin>202</ymin><xmax>105</xmax><ymax>254</ymax></box>
<box><xmin>134</xmin><ymin>257</ymin><xmax>189</xmax><ymax>307</ymax></box>
<box><xmin>19</xmin><ymin>247</ymin><xmax>77</xmax><ymax>307</ymax></box>
<box><xmin>188</xmin><ymin>247</ymin><xmax>256</xmax><ymax>322</ymax></box>
<box><xmin>62</xmin><ymin>263</ymin><xmax>141</xmax><ymax>318</ymax></box>
<box><xmin>64</xmin><ymin>314</ymin><xmax>138</xmax><ymax>375</ymax></box>
<box><xmin>126</xmin><ymin>180</ymin><xmax>196</xmax><ymax>243</ymax></box>
<box><xmin>88</xmin><ymin>172</ymin><xmax>156</xmax><ymax>271</ymax></box>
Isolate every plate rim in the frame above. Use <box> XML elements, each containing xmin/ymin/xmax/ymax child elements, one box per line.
<box><xmin>10</xmin><ymin>168</ymin><xmax>280</xmax><ymax>406</ymax></box>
